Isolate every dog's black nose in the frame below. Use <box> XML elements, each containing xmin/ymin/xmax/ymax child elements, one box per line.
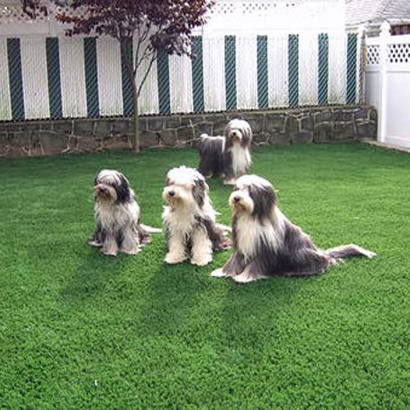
<box><xmin>233</xmin><ymin>196</ymin><xmax>240</xmax><ymax>203</ymax></box>
<box><xmin>168</xmin><ymin>190</ymin><xmax>175</xmax><ymax>197</ymax></box>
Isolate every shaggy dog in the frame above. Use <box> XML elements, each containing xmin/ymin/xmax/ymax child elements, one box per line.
<box><xmin>88</xmin><ymin>169</ymin><xmax>160</xmax><ymax>256</ymax></box>
<box><xmin>198</xmin><ymin>118</ymin><xmax>252</xmax><ymax>185</ymax></box>
<box><xmin>211</xmin><ymin>174</ymin><xmax>376</xmax><ymax>283</ymax></box>
<box><xmin>162</xmin><ymin>166</ymin><xmax>230</xmax><ymax>266</ymax></box>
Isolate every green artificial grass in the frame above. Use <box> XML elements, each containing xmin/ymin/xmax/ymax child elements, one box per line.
<box><xmin>1</xmin><ymin>143</ymin><xmax>409</xmax><ymax>409</ymax></box>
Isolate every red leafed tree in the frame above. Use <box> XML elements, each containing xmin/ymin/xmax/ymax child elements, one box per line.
<box><xmin>22</xmin><ymin>0</ymin><xmax>215</xmax><ymax>153</ymax></box>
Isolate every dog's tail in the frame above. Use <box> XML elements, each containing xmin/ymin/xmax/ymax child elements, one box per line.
<box><xmin>325</xmin><ymin>244</ymin><xmax>376</xmax><ymax>260</ymax></box>
<box><xmin>140</xmin><ymin>224</ymin><xmax>162</xmax><ymax>234</ymax></box>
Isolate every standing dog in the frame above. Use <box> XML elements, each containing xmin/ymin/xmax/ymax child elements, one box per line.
<box><xmin>162</xmin><ymin>166</ymin><xmax>230</xmax><ymax>266</ymax></box>
<box><xmin>198</xmin><ymin>118</ymin><xmax>252</xmax><ymax>184</ymax></box>
<box><xmin>88</xmin><ymin>169</ymin><xmax>160</xmax><ymax>256</ymax></box>
<box><xmin>211</xmin><ymin>175</ymin><xmax>376</xmax><ymax>283</ymax></box>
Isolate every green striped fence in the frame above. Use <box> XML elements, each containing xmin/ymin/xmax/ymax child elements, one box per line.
<box><xmin>0</xmin><ymin>32</ymin><xmax>362</xmax><ymax>121</ymax></box>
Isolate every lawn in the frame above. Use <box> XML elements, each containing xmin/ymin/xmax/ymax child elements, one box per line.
<box><xmin>1</xmin><ymin>142</ymin><xmax>409</xmax><ymax>409</ymax></box>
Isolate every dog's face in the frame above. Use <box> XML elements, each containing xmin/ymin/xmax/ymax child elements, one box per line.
<box><xmin>225</xmin><ymin>119</ymin><xmax>252</xmax><ymax>147</ymax></box>
<box><xmin>94</xmin><ymin>169</ymin><xmax>131</xmax><ymax>204</ymax></box>
<box><xmin>162</xmin><ymin>166</ymin><xmax>209</xmax><ymax>210</ymax></box>
<box><xmin>229</xmin><ymin>175</ymin><xmax>277</xmax><ymax>219</ymax></box>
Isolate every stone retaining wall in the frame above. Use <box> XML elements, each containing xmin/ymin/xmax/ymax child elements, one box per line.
<box><xmin>0</xmin><ymin>105</ymin><xmax>377</xmax><ymax>157</ymax></box>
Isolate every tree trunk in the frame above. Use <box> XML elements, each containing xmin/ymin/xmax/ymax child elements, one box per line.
<box><xmin>121</xmin><ymin>38</ymin><xmax>140</xmax><ymax>154</ymax></box>
<box><xmin>131</xmin><ymin>81</ymin><xmax>139</xmax><ymax>154</ymax></box>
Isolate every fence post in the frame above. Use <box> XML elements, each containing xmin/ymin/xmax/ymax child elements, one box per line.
<box><xmin>378</xmin><ymin>21</ymin><xmax>390</xmax><ymax>143</ymax></box>
<box><xmin>358</xmin><ymin>25</ymin><xmax>366</xmax><ymax>104</ymax></box>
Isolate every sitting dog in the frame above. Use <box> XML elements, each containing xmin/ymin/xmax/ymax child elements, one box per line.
<box><xmin>88</xmin><ymin>169</ymin><xmax>160</xmax><ymax>256</ymax></box>
<box><xmin>198</xmin><ymin>118</ymin><xmax>252</xmax><ymax>185</ymax></box>
<box><xmin>162</xmin><ymin>166</ymin><xmax>230</xmax><ymax>266</ymax></box>
<box><xmin>211</xmin><ymin>174</ymin><xmax>376</xmax><ymax>283</ymax></box>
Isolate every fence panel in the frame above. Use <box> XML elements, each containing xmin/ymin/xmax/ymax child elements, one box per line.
<box><xmin>203</xmin><ymin>37</ymin><xmax>226</xmax><ymax>113</ymax></box>
<box><xmin>0</xmin><ymin>38</ymin><xmax>12</xmax><ymax>120</ymax></box>
<box><xmin>0</xmin><ymin>31</ymin><xmax>361</xmax><ymax>121</ymax></box>
<box><xmin>267</xmin><ymin>34</ymin><xmax>289</xmax><ymax>108</ymax></box>
<box><xmin>96</xmin><ymin>36</ymin><xmax>123</xmax><ymax>117</ymax></box>
<box><xmin>59</xmin><ymin>36</ymin><xmax>87</xmax><ymax>118</ymax></box>
<box><xmin>365</xmin><ymin>28</ymin><xmax>410</xmax><ymax>148</ymax></box>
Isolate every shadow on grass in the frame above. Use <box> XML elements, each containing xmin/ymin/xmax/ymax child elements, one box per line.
<box><xmin>59</xmin><ymin>248</ymin><xmax>136</xmax><ymax>303</ymax></box>
<box><xmin>213</xmin><ymin>274</ymin><xmax>312</xmax><ymax>351</ymax></box>
<box><xmin>134</xmin><ymin>261</ymin><xmax>210</xmax><ymax>337</ymax></box>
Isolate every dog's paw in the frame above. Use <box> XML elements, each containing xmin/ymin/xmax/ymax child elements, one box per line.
<box><xmin>210</xmin><ymin>268</ymin><xmax>226</xmax><ymax>278</ymax></box>
<box><xmin>223</xmin><ymin>178</ymin><xmax>236</xmax><ymax>186</ymax></box>
<box><xmin>191</xmin><ymin>255</ymin><xmax>212</xmax><ymax>266</ymax></box>
<box><xmin>232</xmin><ymin>272</ymin><xmax>256</xmax><ymax>283</ymax></box>
<box><xmin>121</xmin><ymin>247</ymin><xmax>141</xmax><ymax>255</ymax></box>
<box><xmin>164</xmin><ymin>253</ymin><xmax>186</xmax><ymax>264</ymax></box>
<box><xmin>88</xmin><ymin>239</ymin><xmax>102</xmax><ymax>248</ymax></box>
<box><xmin>102</xmin><ymin>249</ymin><xmax>118</xmax><ymax>257</ymax></box>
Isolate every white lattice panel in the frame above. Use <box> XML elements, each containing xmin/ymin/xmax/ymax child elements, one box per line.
<box><xmin>388</xmin><ymin>43</ymin><xmax>410</xmax><ymax>64</ymax></box>
<box><xmin>0</xmin><ymin>1</ymin><xmax>82</xmax><ymax>24</ymax></box>
<box><xmin>0</xmin><ymin>0</ymin><xmax>47</xmax><ymax>23</ymax></box>
<box><xmin>366</xmin><ymin>45</ymin><xmax>380</xmax><ymax>66</ymax></box>
<box><xmin>208</xmin><ymin>0</ymin><xmax>303</xmax><ymax>16</ymax></box>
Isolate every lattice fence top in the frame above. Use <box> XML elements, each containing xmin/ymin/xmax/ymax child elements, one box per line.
<box><xmin>388</xmin><ymin>43</ymin><xmax>410</xmax><ymax>64</ymax></box>
<box><xmin>366</xmin><ymin>44</ymin><xmax>380</xmax><ymax>65</ymax></box>
<box><xmin>367</xmin><ymin>34</ymin><xmax>410</xmax><ymax>65</ymax></box>
<box><xmin>0</xmin><ymin>1</ymin><xmax>78</xmax><ymax>24</ymax></box>
<box><xmin>1</xmin><ymin>0</ymin><xmax>306</xmax><ymax>24</ymax></box>
<box><xmin>205</xmin><ymin>0</ymin><xmax>345</xmax><ymax>33</ymax></box>
<box><xmin>1</xmin><ymin>0</ymin><xmax>346</xmax><ymax>33</ymax></box>
<box><xmin>209</xmin><ymin>0</ymin><xmax>303</xmax><ymax>16</ymax></box>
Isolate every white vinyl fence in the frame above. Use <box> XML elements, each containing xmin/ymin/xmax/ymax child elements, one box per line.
<box><xmin>365</xmin><ymin>22</ymin><xmax>410</xmax><ymax>149</ymax></box>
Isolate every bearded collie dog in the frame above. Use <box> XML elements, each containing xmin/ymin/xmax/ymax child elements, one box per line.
<box><xmin>88</xmin><ymin>169</ymin><xmax>160</xmax><ymax>256</ymax></box>
<box><xmin>162</xmin><ymin>166</ymin><xmax>230</xmax><ymax>266</ymax></box>
<box><xmin>211</xmin><ymin>174</ymin><xmax>376</xmax><ymax>283</ymax></box>
<box><xmin>198</xmin><ymin>118</ymin><xmax>252</xmax><ymax>185</ymax></box>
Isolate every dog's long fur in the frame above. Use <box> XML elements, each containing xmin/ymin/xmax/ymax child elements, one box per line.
<box><xmin>88</xmin><ymin>169</ymin><xmax>160</xmax><ymax>256</ymax></box>
<box><xmin>211</xmin><ymin>175</ymin><xmax>376</xmax><ymax>283</ymax></box>
<box><xmin>162</xmin><ymin>166</ymin><xmax>230</xmax><ymax>266</ymax></box>
<box><xmin>198</xmin><ymin>119</ymin><xmax>252</xmax><ymax>184</ymax></box>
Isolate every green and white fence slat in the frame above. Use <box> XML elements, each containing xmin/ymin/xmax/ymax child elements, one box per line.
<box><xmin>59</xmin><ymin>37</ymin><xmax>87</xmax><ymax>118</ymax></box>
<box><xmin>346</xmin><ymin>33</ymin><xmax>358</xmax><ymax>105</ymax></box>
<box><xmin>224</xmin><ymin>35</ymin><xmax>237</xmax><ymax>111</ymax></box>
<box><xmin>169</xmin><ymin>53</ymin><xmax>193</xmax><ymax>114</ymax></box>
<box><xmin>0</xmin><ymin>39</ymin><xmax>12</xmax><ymax>120</ymax></box>
<box><xmin>318</xmin><ymin>33</ymin><xmax>329</xmax><ymax>105</ymax></box>
<box><xmin>46</xmin><ymin>37</ymin><xmax>63</xmax><ymax>119</ymax></box>
<box><xmin>157</xmin><ymin>49</ymin><xmax>170</xmax><ymax>115</ymax></box>
<box><xmin>236</xmin><ymin>36</ymin><xmax>258</xmax><ymax>110</ymax></box>
<box><xmin>267</xmin><ymin>34</ymin><xmax>289</xmax><ymax>108</ymax></box>
<box><xmin>257</xmin><ymin>35</ymin><xmax>268</xmax><ymax>109</ymax></box>
<box><xmin>192</xmin><ymin>36</ymin><xmax>204</xmax><ymax>113</ymax></box>
<box><xmin>328</xmin><ymin>33</ymin><xmax>348</xmax><ymax>105</ymax></box>
<box><xmin>7</xmin><ymin>38</ymin><xmax>25</xmax><ymax>120</ymax></box>
<box><xmin>121</xmin><ymin>38</ymin><xmax>133</xmax><ymax>117</ymax></box>
<box><xmin>299</xmin><ymin>33</ymin><xmax>319</xmax><ymax>106</ymax></box>
<box><xmin>97</xmin><ymin>37</ymin><xmax>123</xmax><ymax>117</ymax></box>
<box><xmin>203</xmin><ymin>37</ymin><xmax>225</xmax><ymax>112</ymax></box>
<box><xmin>84</xmin><ymin>37</ymin><xmax>99</xmax><ymax>118</ymax></box>
<box><xmin>21</xmin><ymin>37</ymin><xmax>49</xmax><ymax>120</ymax></box>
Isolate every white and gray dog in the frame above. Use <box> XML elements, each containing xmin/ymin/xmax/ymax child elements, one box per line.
<box><xmin>211</xmin><ymin>174</ymin><xmax>376</xmax><ymax>283</ymax></box>
<box><xmin>88</xmin><ymin>169</ymin><xmax>160</xmax><ymax>256</ymax></box>
<box><xmin>162</xmin><ymin>166</ymin><xmax>230</xmax><ymax>266</ymax></box>
<box><xmin>198</xmin><ymin>118</ymin><xmax>252</xmax><ymax>185</ymax></box>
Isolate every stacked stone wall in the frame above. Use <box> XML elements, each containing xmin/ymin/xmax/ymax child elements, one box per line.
<box><xmin>0</xmin><ymin>106</ymin><xmax>377</xmax><ymax>157</ymax></box>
